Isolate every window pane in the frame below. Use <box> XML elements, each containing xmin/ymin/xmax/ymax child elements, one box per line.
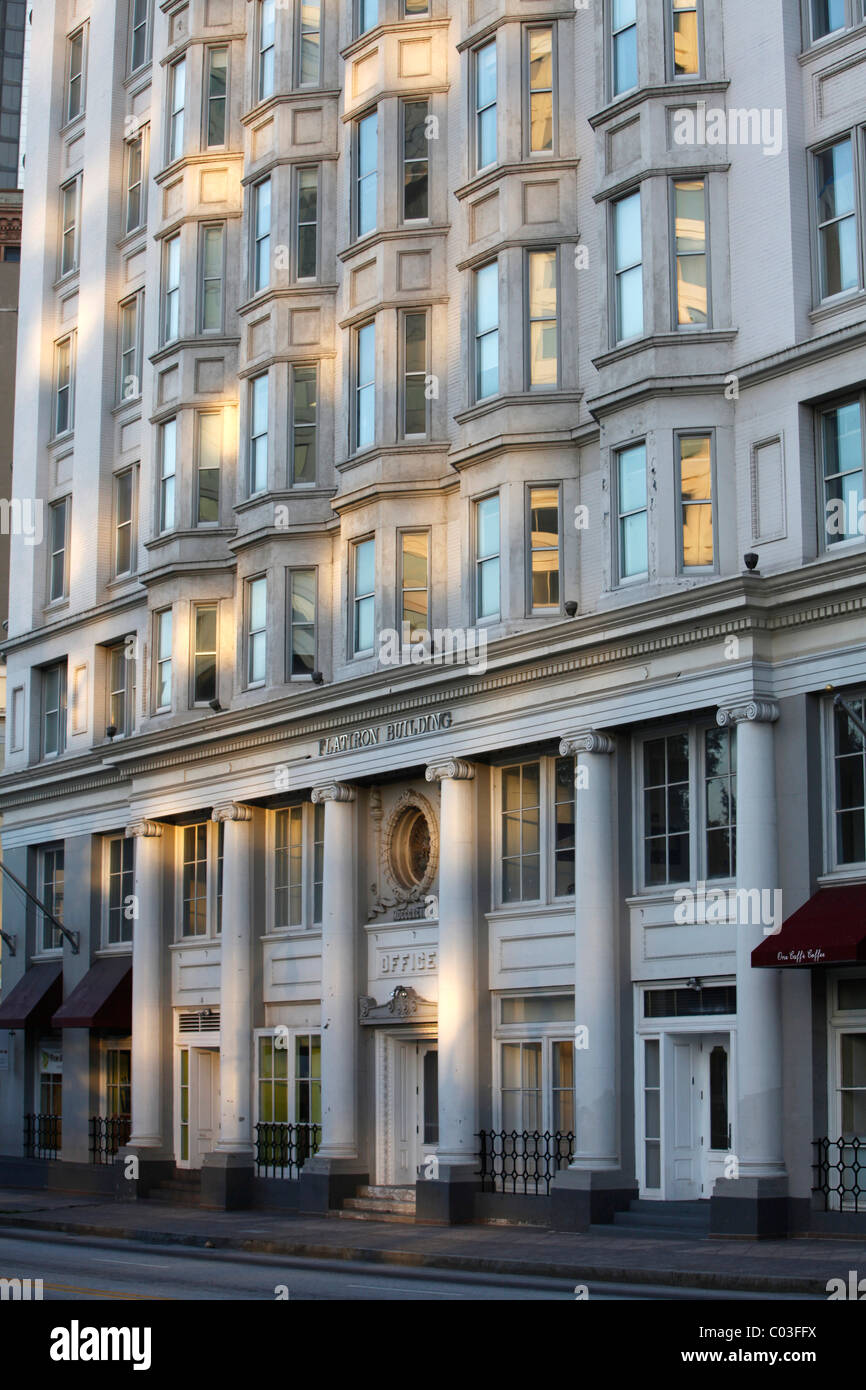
<box><xmin>672</xmin><ymin>1</ymin><xmax>699</xmax><ymax>75</ymax></box>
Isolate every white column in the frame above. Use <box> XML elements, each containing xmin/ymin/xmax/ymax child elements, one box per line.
<box><xmin>125</xmin><ymin>819</ymin><xmax>165</xmax><ymax>1150</ymax></box>
<box><xmin>310</xmin><ymin>782</ymin><xmax>358</xmax><ymax>1160</ymax></box>
<box><xmin>212</xmin><ymin>802</ymin><xmax>253</xmax><ymax>1154</ymax></box>
<box><xmin>717</xmin><ymin>700</ymin><xmax>785</xmax><ymax>1177</ymax></box>
<box><xmin>425</xmin><ymin>759</ymin><xmax>476</xmax><ymax>1168</ymax></box>
<box><xmin>560</xmin><ymin>733</ymin><xmax>619</xmax><ymax>1171</ymax></box>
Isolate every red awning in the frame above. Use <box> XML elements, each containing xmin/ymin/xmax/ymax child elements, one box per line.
<box><xmin>0</xmin><ymin>961</ymin><xmax>63</xmax><ymax>1028</ymax></box>
<box><xmin>51</xmin><ymin>956</ymin><xmax>132</xmax><ymax>1029</ymax></box>
<box><xmin>752</xmin><ymin>885</ymin><xmax>866</xmax><ymax>968</ymax></box>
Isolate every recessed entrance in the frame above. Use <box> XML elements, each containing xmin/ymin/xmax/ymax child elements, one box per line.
<box><xmin>640</xmin><ymin>1029</ymin><xmax>734</xmax><ymax>1200</ymax></box>
<box><xmin>376</xmin><ymin>1031</ymin><xmax>438</xmax><ymax>1185</ymax></box>
<box><xmin>177</xmin><ymin>1046</ymin><xmax>220</xmax><ymax>1169</ymax></box>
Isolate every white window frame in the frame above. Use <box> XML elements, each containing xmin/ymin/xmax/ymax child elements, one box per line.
<box><xmin>401</xmin><ymin>97</ymin><xmax>430</xmax><ymax>223</ymax></box>
<box><xmin>113</xmin><ymin>467</ymin><xmax>137</xmax><ymax>578</ymax></box>
<box><xmin>129</xmin><ymin>0</ymin><xmax>152</xmax><ymax>75</ymax></box>
<box><xmin>196</xmin><ymin>410</ymin><xmax>222</xmax><ymax>526</ymax></box>
<box><xmin>41</xmin><ymin>665</ymin><xmax>68</xmax><ymax>761</ymax></box>
<box><xmin>823</xmin><ymin>690</ymin><xmax>866</xmax><ymax>874</ymax></box>
<box><xmin>474</xmin><ymin>490</ymin><xmax>501</xmax><ymax>623</ymax></box>
<box><xmin>474</xmin><ymin>260</ymin><xmax>499</xmax><ymax>403</ymax></box>
<box><xmin>198</xmin><ymin>222</ymin><xmax>225</xmax><ymax>333</ymax></box>
<box><xmin>675</xmin><ymin>429</ymin><xmax>717</xmax><ymax>574</ymax></box>
<box><xmin>473</xmin><ymin>39</ymin><xmax>497</xmax><ymax>174</ymax></box>
<box><xmin>176</xmin><ymin>820</ymin><xmax>222</xmax><ymax>940</ymax></box>
<box><xmin>524</xmin><ymin>25</ymin><xmax>555</xmax><ymax>157</ymax></box>
<box><xmin>246</xmin><ymin>574</ymin><xmax>268</xmax><ymax>688</ymax></box>
<box><xmin>614</xmin><ymin>438</ymin><xmax>648</xmax><ymax>584</ymax></box>
<box><xmin>296</xmin><ymin>0</ymin><xmax>322</xmax><ymax>87</ymax></box>
<box><xmin>59</xmin><ymin>175</ymin><xmax>81</xmax><ymax>278</ymax></box>
<box><xmin>400</xmin><ymin>308</ymin><xmax>430</xmax><ymax>439</ymax></box>
<box><xmin>167</xmin><ymin>55</ymin><xmax>186</xmax><ymax>164</ymax></box>
<box><xmin>287</xmin><ymin>566</ymin><xmax>318</xmax><ymax>680</ymax></box>
<box><xmin>249</xmin><ymin>371</ymin><xmax>269</xmax><ymax>495</ymax></box>
<box><xmin>252</xmin><ymin>176</ymin><xmax>271</xmax><ymax>294</ymax></box>
<box><xmin>351</xmin><ymin>536</ymin><xmax>375</xmax><ymax>657</ymax></box>
<box><xmin>119</xmin><ymin>290</ymin><xmax>144</xmax><ymax>402</ymax></box>
<box><xmin>398</xmin><ymin>529</ymin><xmax>430</xmax><ymax>640</ymax></box>
<box><xmin>47</xmin><ymin>497</ymin><xmax>70</xmax><ymax>604</ymax></box>
<box><xmin>65</xmin><ymin>25</ymin><xmax>87</xmax><ymax>125</ymax></box>
<box><xmin>491</xmin><ymin>755</ymin><xmax>575</xmax><ymax>909</ymax></box>
<box><xmin>38</xmin><ymin>845</ymin><xmax>66</xmax><ymax>952</ymax></box>
<box><xmin>124</xmin><ymin>126</ymin><xmax>148</xmax><ymax>236</ymax></box>
<box><xmin>106</xmin><ymin>638</ymin><xmax>136</xmax><ymax>739</ymax></box>
<box><xmin>103</xmin><ymin>834</ymin><xmax>135</xmax><ymax>948</ymax></box>
<box><xmin>54</xmin><ymin>334</ymin><xmax>75</xmax><ymax>437</ymax></box>
<box><xmin>191</xmin><ymin>601</ymin><xmax>219</xmax><ymax>706</ymax></box>
<box><xmin>526</xmin><ymin>483</ymin><xmax>562</xmax><ymax>615</ymax></box>
<box><xmin>269</xmin><ymin>802</ymin><xmax>325</xmax><ymax>930</ymax></box>
<box><xmin>666</xmin><ymin>0</ymin><xmax>703</xmax><ymax>79</ymax></box>
<box><xmin>294</xmin><ymin>164</ymin><xmax>319</xmax><ymax>280</ymax></box>
<box><xmin>525</xmin><ymin>247</ymin><xmax>559</xmax><ymax>390</ymax></box>
<box><xmin>290</xmin><ymin>362</ymin><xmax>317</xmax><ymax>485</ymax></box>
<box><xmin>258</xmin><ymin>0</ymin><xmax>276</xmax><ymax>101</ymax></box>
<box><xmin>612</xmin><ymin>189</ymin><xmax>644</xmax><ymax>344</ymax></box>
<box><xmin>817</xmin><ymin>393</ymin><xmax>866</xmax><ymax>553</ymax></box>
<box><xmin>159</xmin><ymin>417</ymin><xmax>177</xmax><ymax>532</ymax></box>
<box><xmin>154</xmin><ymin>607</ymin><xmax>173</xmax><ymax>712</ymax></box>
<box><xmin>162</xmin><ymin>233</ymin><xmax>181</xmax><ymax>344</ymax></box>
<box><xmin>671</xmin><ymin>175</ymin><xmax>710</xmax><ymax>330</ymax></box>
<box><xmin>492</xmin><ymin>995</ymin><xmax>576</xmax><ymax>1136</ymax></box>
<box><xmin>609</xmin><ymin>0</ymin><xmax>638</xmax><ymax>100</ymax></box>
<box><xmin>204</xmin><ymin>45</ymin><xmax>228</xmax><ymax>149</ymax></box>
<box><xmin>355</xmin><ymin>109</ymin><xmax>378</xmax><ymax>240</ymax></box>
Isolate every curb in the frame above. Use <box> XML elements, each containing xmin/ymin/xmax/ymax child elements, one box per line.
<box><xmin>0</xmin><ymin>1211</ymin><xmax>830</xmax><ymax>1295</ymax></box>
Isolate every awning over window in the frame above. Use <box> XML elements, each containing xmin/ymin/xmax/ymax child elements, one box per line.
<box><xmin>0</xmin><ymin>961</ymin><xmax>63</xmax><ymax>1028</ymax></box>
<box><xmin>752</xmin><ymin>885</ymin><xmax>866</xmax><ymax>968</ymax></box>
<box><xmin>51</xmin><ymin>957</ymin><xmax>132</xmax><ymax>1029</ymax></box>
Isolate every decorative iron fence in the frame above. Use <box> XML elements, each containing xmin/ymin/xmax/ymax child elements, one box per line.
<box><xmin>24</xmin><ymin>1113</ymin><xmax>61</xmax><ymax>1160</ymax></box>
<box><xmin>89</xmin><ymin>1115</ymin><xmax>131</xmax><ymax>1164</ymax></box>
<box><xmin>254</xmin><ymin>1121</ymin><xmax>321</xmax><ymax>1179</ymax></box>
<box><xmin>478</xmin><ymin>1129</ymin><xmax>574</xmax><ymax>1195</ymax></box>
<box><xmin>813</xmin><ymin>1136</ymin><xmax>866</xmax><ymax>1212</ymax></box>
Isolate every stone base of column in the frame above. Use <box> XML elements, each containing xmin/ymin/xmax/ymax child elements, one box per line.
<box><xmin>550</xmin><ymin>1167</ymin><xmax>638</xmax><ymax>1232</ymax></box>
<box><xmin>297</xmin><ymin>1155</ymin><xmax>369</xmax><ymax>1213</ymax></box>
<box><xmin>710</xmin><ymin>1175</ymin><xmax>789</xmax><ymax>1239</ymax></box>
<box><xmin>200</xmin><ymin>1150</ymin><xmax>255</xmax><ymax>1211</ymax></box>
<box><xmin>415</xmin><ymin>1159</ymin><xmax>479</xmax><ymax>1225</ymax></box>
<box><xmin>117</xmin><ymin>1147</ymin><xmax>175</xmax><ymax>1200</ymax></box>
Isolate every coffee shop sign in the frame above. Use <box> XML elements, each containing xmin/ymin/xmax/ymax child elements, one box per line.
<box><xmin>318</xmin><ymin>710</ymin><xmax>453</xmax><ymax>757</ymax></box>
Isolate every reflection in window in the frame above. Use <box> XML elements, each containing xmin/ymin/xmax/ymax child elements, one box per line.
<box><xmin>674</xmin><ymin>178</ymin><xmax>708</xmax><ymax>326</ymax></box>
<box><xmin>816</xmin><ymin>140</ymin><xmax>857</xmax><ymax>299</ymax></box>
<box><xmin>678</xmin><ymin>434</ymin><xmax>713</xmax><ymax>567</ymax></box>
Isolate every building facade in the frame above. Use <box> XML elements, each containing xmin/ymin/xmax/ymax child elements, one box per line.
<box><xmin>0</xmin><ymin>0</ymin><xmax>865</xmax><ymax>1234</ymax></box>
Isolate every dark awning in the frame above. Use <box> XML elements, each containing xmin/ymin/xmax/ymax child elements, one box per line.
<box><xmin>0</xmin><ymin>961</ymin><xmax>63</xmax><ymax>1028</ymax></box>
<box><xmin>51</xmin><ymin>957</ymin><xmax>132</xmax><ymax>1029</ymax></box>
<box><xmin>752</xmin><ymin>885</ymin><xmax>866</xmax><ymax>968</ymax></box>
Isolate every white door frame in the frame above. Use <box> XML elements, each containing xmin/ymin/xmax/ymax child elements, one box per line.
<box><xmin>175</xmin><ymin>1042</ymin><xmax>221</xmax><ymax>1169</ymax></box>
<box><xmin>373</xmin><ymin>1025</ymin><xmax>437</xmax><ymax>1186</ymax></box>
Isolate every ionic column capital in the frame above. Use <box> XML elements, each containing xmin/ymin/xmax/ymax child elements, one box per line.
<box><xmin>212</xmin><ymin>801</ymin><xmax>253</xmax><ymax>823</ymax></box>
<box><xmin>716</xmin><ymin>700</ymin><xmax>779</xmax><ymax>728</ymax></box>
<box><xmin>125</xmin><ymin>819</ymin><xmax>164</xmax><ymax>840</ymax></box>
<box><xmin>311</xmin><ymin>781</ymin><xmax>356</xmax><ymax>804</ymax></box>
<box><xmin>559</xmin><ymin>732</ymin><xmax>616</xmax><ymax>757</ymax></box>
<box><xmin>425</xmin><ymin>758</ymin><xmax>475</xmax><ymax>783</ymax></box>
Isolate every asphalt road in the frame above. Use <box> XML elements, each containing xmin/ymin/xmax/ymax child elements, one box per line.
<box><xmin>0</xmin><ymin>1229</ymin><xmax>821</xmax><ymax>1301</ymax></box>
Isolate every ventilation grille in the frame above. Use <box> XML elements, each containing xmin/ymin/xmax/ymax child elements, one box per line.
<box><xmin>178</xmin><ymin>1008</ymin><xmax>220</xmax><ymax>1034</ymax></box>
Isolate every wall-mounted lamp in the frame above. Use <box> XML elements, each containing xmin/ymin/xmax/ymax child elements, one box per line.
<box><xmin>564</xmin><ymin>601</ymin><xmax>578</xmax><ymax>618</ymax></box>
<box><xmin>311</xmin><ymin>670</ymin><xmax>324</xmax><ymax>685</ymax></box>
<box><xmin>744</xmin><ymin>553</ymin><xmax>760</xmax><ymax>572</ymax></box>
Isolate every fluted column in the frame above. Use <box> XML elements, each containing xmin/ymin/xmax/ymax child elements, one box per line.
<box><xmin>716</xmin><ymin>700</ymin><xmax>786</xmax><ymax>1178</ymax></box>
<box><xmin>309</xmin><ymin>782</ymin><xmax>358</xmax><ymax>1160</ymax></box>
<box><xmin>212</xmin><ymin>802</ymin><xmax>253</xmax><ymax>1155</ymax></box>
<box><xmin>560</xmin><ymin>733</ymin><xmax>619</xmax><ymax>1170</ymax></box>
<box><xmin>125</xmin><ymin>819</ymin><xmax>165</xmax><ymax>1150</ymax></box>
<box><xmin>425</xmin><ymin>758</ymin><xmax>477</xmax><ymax>1170</ymax></box>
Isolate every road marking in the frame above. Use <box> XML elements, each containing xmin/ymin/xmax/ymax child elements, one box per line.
<box><xmin>43</xmin><ymin>1282</ymin><xmax>172</xmax><ymax>1300</ymax></box>
<box><xmin>345</xmin><ymin>1284</ymin><xmax>454</xmax><ymax>1297</ymax></box>
<box><xmin>92</xmin><ymin>1258</ymin><xmax>172</xmax><ymax>1268</ymax></box>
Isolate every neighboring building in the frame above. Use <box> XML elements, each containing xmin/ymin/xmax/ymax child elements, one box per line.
<box><xmin>0</xmin><ymin>0</ymin><xmax>865</xmax><ymax>1237</ymax></box>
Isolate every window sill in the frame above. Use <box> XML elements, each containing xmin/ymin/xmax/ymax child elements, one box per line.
<box><xmin>809</xmin><ymin>289</ymin><xmax>866</xmax><ymax>324</ymax></box>
<box><xmin>95</xmin><ymin>945</ymin><xmax>133</xmax><ymax>958</ymax></box>
<box><xmin>261</xmin><ymin>927</ymin><xmax>322</xmax><ymax>941</ymax></box>
<box><xmin>817</xmin><ymin>869</ymin><xmax>866</xmax><ymax>886</ymax></box>
<box><xmin>587</xmin><ymin>77</ymin><xmax>731</xmax><ymax>130</ymax></box>
<box><xmin>169</xmin><ymin>938</ymin><xmax>222</xmax><ymax>950</ymax></box>
<box><xmin>486</xmin><ymin>902</ymin><xmax>575</xmax><ymax>921</ymax></box>
<box><xmin>799</xmin><ymin>21</ymin><xmax>866</xmax><ymax>63</ymax></box>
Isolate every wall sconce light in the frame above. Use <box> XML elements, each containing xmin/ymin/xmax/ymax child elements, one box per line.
<box><xmin>311</xmin><ymin>670</ymin><xmax>324</xmax><ymax>685</ymax></box>
<box><xmin>564</xmin><ymin>601</ymin><xmax>578</xmax><ymax>618</ymax></box>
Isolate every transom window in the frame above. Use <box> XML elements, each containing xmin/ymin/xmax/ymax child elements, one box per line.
<box><xmin>497</xmin><ymin>756</ymin><xmax>575</xmax><ymax>906</ymax></box>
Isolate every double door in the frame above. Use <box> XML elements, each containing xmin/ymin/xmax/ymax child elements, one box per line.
<box><xmin>391</xmin><ymin>1039</ymin><xmax>438</xmax><ymax>1185</ymax></box>
<box><xmin>667</xmin><ymin>1033</ymin><xmax>731</xmax><ymax>1199</ymax></box>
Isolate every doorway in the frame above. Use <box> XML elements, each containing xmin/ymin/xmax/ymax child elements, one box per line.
<box><xmin>378</xmin><ymin>1033</ymin><xmax>438</xmax><ymax>1185</ymax></box>
<box><xmin>178</xmin><ymin>1046</ymin><xmax>220</xmax><ymax>1168</ymax></box>
<box><xmin>641</xmin><ymin>1031</ymin><xmax>733</xmax><ymax>1200</ymax></box>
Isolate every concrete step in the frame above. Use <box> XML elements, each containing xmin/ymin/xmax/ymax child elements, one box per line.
<box><xmin>356</xmin><ymin>1185</ymin><xmax>415</xmax><ymax>1201</ymax></box>
<box><xmin>343</xmin><ymin>1196</ymin><xmax>416</xmax><ymax>1214</ymax></box>
<box><xmin>590</xmin><ymin>1222</ymin><xmax>707</xmax><ymax>1241</ymax></box>
<box><xmin>332</xmin><ymin>1208</ymin><xmax>418</xmax><ymax>1224</ymax></box>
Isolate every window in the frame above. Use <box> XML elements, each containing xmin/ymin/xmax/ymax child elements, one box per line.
<box><xmin>355</xmin><ymin>321</ymin><xmax>375</xmax><ymax>450</ymax></box>
<box><xmin>252</xmin><ymin>177</ymin><xmax>271</xmax><ymax>292</ymax></box>
<box><xmin>475</xmin><ymin>261</ymin><xmax>499</xmax><ymax>400</ymax></box>
<box><xmin>811</xmin><ymin>0</ymin><xmax>846</xmax><ymax>41</ymax></box>
<box><xmin>402</xmin><ymin>311</ymin><xmax>428</xmax><ymax>437</ymax></box>
<box><xmin>500</xmin><ymin>762</ymin><xmax>541</xmax><ymax>902</ymax></box>
<box><xmin>290</xmin><ymin>365</ymin><xmax>317</xmax><ymax>484</ymax></box>
<box><xmin>247</xmin><ymin>576</ymin><xmax>267</xmax><ymax>685</ymax></box>
<box><xmin>47</xmin><ymin>498</ymin><xmax>69</xmax><ymax>603</ymax></box>
<box><xmin>400</xmin><ymin>532</ymin><xmax>429</xmax><ymax>638</ymax></box>
<box><xmin>359</xmin><ymin>0</ymin><xmax>378</xmax><ymax>35</ymax></box>
<box><xmin>159</xmin><ymin>418</ymin><xmax>177</xmax><ymax>532</ymax></box>
<box><xmin>258</xmin><ymin>0</ymin><xmax>275</xmax><ymax>100</ymax></box>
<box><xmin>402</xmin><ymin>100</ymin><xmax>428</xmax><ymax>220</ymax></box>
<box><xmin>163</xmin><ymin>234</ymin><xmax>181</xmax><ymax>342</ymax></box>
<box><xmin>526</xmin><ymin>27</ymin><xmax>553</xmax><ymax>154</ymax></box>
<box><xmin>168</xmin><ymin>57</ymin><xmax>185</xmax><ymax>163</ymax></box>
<box><xmin>124</xmin><ymin>129</ymin><xmax>146</xmax><ymax>235</ymax></box>
<box><xmin>216</xmin><ymin>820</ymin><xmax>224</xmax><ymax>933</ymax></box>
<box><xmin>677</xmin><ymin>433</ymin><xmax>714</xmax><ymax>569</ymax></box>
<box><xmin>205</xmin><ymin>48</ymin><xmax>227</xmax><ymax>147</ymax></box>
<box><xmin>249</xmin><ymin>373</ymin><xmax>269</xmax><ymax>494</ymax></box>
<box><xmin>496</xmin><ymin>996</ymin><xmax>575</xmax><ymax>1137</ymax></box>
<box><xmin>640</xmin><ymin>725</ymin><xmax>737</xmax><ymax>888</ymax></box>
<box><xmin>352</xmin><ymin>538</ymin><xmax>375</xmax><ymax>655</ymax></box>
<box><xmin>114</xmin><ymin>469</ymin><xmax>136</xmax><ymax>576</ymax></box>
<box><xmin>193</xmin><ymin>604</ymin><xmax>218</xmax><ymax>704</ymax></box>
<box><xmin>644</xmin><ymin>1038</ymin><xmax>660</xmax><ymax>1188</ymax></box>
<box><xmin>297</xmin><ymin>0</ymin><xmax>321</xmax><ymax>85</ymax></box>
<box><xmin>66</xmin><ymin>27</ymin><xmax>85</xmax><ymax>123</ymax></box>
<box><xmin>274</xmin><ymin>804</ymin><xmax>323</xmax><ymax>927</ymax></box>
<box><xmin>199</xmin><ymin>224</ymin><xmax>224</xmax><ymax>331</ymax></box>
<box><xmin>107</xmin><ymin>640</ymin><xmax>135</xmax><ymax>737</ymax></box>
<box><xmin>528</xmin><ymin>486</ymin><xmax>560</xmax><ymax>612</ymax></box>
<box><xmin>833</xmin><ymin>695</ymin><xmax>866</xmax><ymax>864</ymax></box>
<box><xmin>40</xmin><ymin>846</ymin><xmax>65</xmax><ymax>950</ymax></box>
<box><xmin>295</xmin><ymin>166</ymin><xmax>318</xmax><ymax>278</ymax></box>
<box><xmin>42</xmin><ymin>664</ymin><xmax>67</xmax><ymax>759</ymax></box>
<box><xmin>613</xmin><ymin>190</ymin><xmax>643</xmax><ymax>341</ymax></box>
<box><xmin>527</xmin><ymin>249</ymin><xmax>558</xmax><ymax>388</ymax></box>
<box><xmin>155</xmin><ymin>609</ymin><xmax>173</xmax><ymax>710</ymax></box>
<box><xmin>60</xmin><ymin>176</ymin><xmax>80</xmax><ymax>276</ymax></box>
<box><xmin>673</xmin><ymin>177</ymin><xmax>708</xmax><ymax>327</ymax></box>
<box><xmin>816</xmin><ymin>139</ymin><xmax>858</xmax><ymax>300</ymax></box>
<box><xmin>820</xmin><ymin>397</ymin><xmax>864</xmax><ymax>546</ymax></box>
<box><xmin>610</xmin><ymin>0</ymin><xmax>638</xmax><ymax>97</ymax></box>
<box><xmin>104</xmin><ymin>1046</ymin><xmax>131</xmax><ymax>1116</ymax></box>
<box><xmin>129</xmin><ymin>0</ymin><xmax>151</xmax><ymax>73</ymax></box>
<box><xmin>404</xmin><ymin>0</ymin><xmax>429</xmax><ymax>12</ymax></box>
<box><xmin>670</xmin><ymin>0</ymin><xmax>700</xmax><ymax>75</ymax></box>
<box><xmin>475</xmin><ymin>493</ymin><xmax>500</xmax><ymax>621</ymax></box>
<box><xmin>617</xmin><ymin>442</ymin><xmax>647</xmax><ymax>580</ymax></box>
<box><xmin>474</xmin><ymin>41</ymin><xmax>497</xmax><ymax>171</ymax></box>
<box><xmin>356</xmin><ymin>111</ymin><xmax>377</xmax><ymax>238</ymax></box>
<box><xmin>55</xmin><ymin>336</ymin><xmax>75</xmax><ymax>435</ymax></box>
<box><xmin>181</xmin><ymin>824</ymin><xmax>209</xmax><ymax>936</ymax></box>
<box><xmin>288</xmin><ymin>568</ymin><xmax>316</xmax><ymax>676</ymax></box>
<box><xmin>119</xmin><ymin>292</ymin><xmax>143</xmax><ymax>401</ymax></box>
<box><xmin>197</xmin><ymin>412</ymin><xmax>222</xmax><ymax>524</ymax></box>
<box><xmin>256</xmin><ymin>1032</ymin><xmax>322</xmax><ymax>1142</ymax></box>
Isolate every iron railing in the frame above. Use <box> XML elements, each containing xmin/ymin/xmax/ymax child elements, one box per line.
<box><xmin>478</xmin><ymin>1129</ymin><xmax>574</xmax><ymax>1195</ymax></box>
<box><xmin>89</xmin><ymin>1115</ymin><xmax>131</xmax><ymax>1164</ymax></box>
<box><xmin>813</xmin><ymin>1136</ymin><xmax>866</xmax><ymax>1212</ymax></box>
<box><xmin>254</xmin><ymin>1121</ymin><xmax>321</xmax><ymax>1178</ymax></box>
<box><xmin>24</xmin><ymin>1113</ymin><xmax>61</xmax><ymax>1160</ymax></box>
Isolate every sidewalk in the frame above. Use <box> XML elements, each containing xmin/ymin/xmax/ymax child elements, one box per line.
<box><xmin>0</xmin><ymin>1186</ymin><xmax>863</xmax><ymax>1295</ymax></box>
